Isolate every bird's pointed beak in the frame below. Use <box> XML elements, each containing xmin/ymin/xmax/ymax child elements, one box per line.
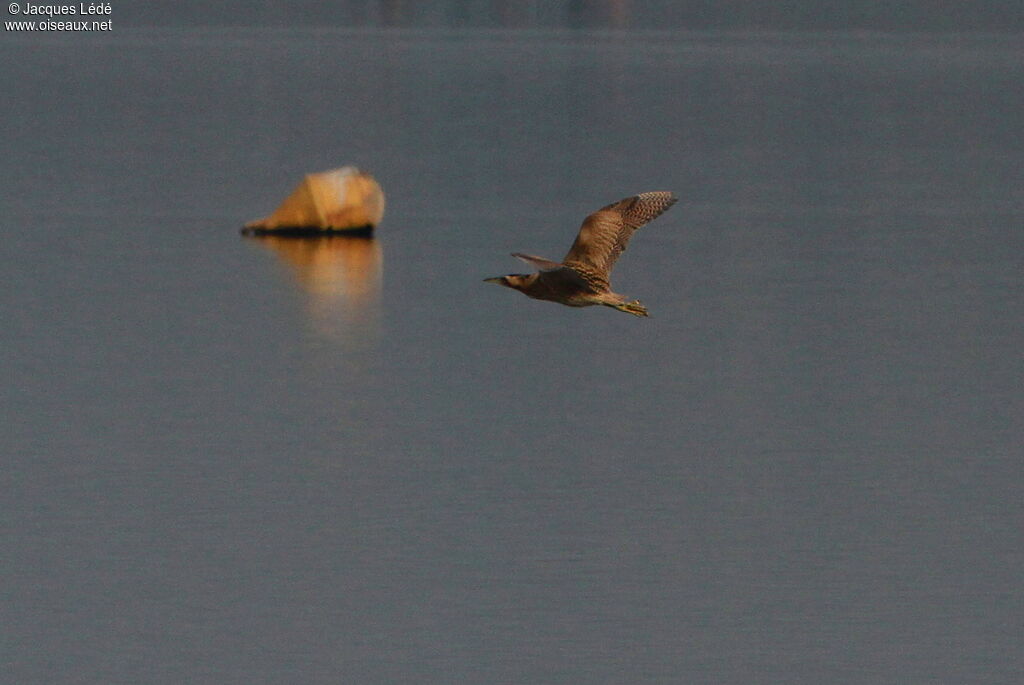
<box><xmin>483</xmin><ymin>277</ymin><xmax>504</xmax><ymax>285</ymax></box>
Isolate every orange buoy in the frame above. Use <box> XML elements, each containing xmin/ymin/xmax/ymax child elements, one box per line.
<box><xmin>242</xmin><ymin>167</ymin><xmax>385</xmax><ymax>235</ymax></box>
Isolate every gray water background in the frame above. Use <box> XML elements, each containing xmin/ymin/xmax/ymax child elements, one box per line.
<box><xmin>2</xmin><ymin>9</ymin><xmax>1023</xmax><ymax>685</ymax></box>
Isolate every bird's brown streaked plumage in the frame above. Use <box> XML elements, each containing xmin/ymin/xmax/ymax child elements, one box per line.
<box><xmin>484</xmin><ymin>191</ymin><xmax>677</xmax><ymax>317</ymax></box>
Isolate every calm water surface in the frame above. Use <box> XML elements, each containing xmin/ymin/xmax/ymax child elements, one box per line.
<box><xmin>2</xmin><ymin>26</ymin><xmax>1023</xmax><ymax>684</ymax></box>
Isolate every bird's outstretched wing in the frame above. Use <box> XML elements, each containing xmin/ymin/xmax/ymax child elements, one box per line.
<box><xmin>512</xmin><ymin>252</ymin><xmax>563</xmax><ymax>271</ymax></box>
<box><xmin>561</xmin><ymin>191</ymin><xmax>677</xmax><ymax>280</ymax></box>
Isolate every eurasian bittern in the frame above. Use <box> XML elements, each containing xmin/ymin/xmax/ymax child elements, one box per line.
<box><xmin>484</xmin><ymin>191</ymin><xmax>677</xmax><ymax>317</ymax></box>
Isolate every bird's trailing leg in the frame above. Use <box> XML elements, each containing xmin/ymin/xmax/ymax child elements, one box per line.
<box><xmin>608</xmin><ymin>300</ymin><xmax>649</xmax><ymax>317</ymax></box>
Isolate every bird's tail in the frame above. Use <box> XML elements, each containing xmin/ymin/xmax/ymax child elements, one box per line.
<box><xmin>610</xmin><ymin>299</ymin><xmax>649</xmax><ymax>317</ymax></box>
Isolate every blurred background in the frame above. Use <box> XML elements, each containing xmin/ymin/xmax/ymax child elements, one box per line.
<box><xmin>2</xmin><ymin>2</ymin><xmax>1023</xmax><ymax>683</ymax></box>
<box><xmin>116</xmin><ymin>1</ymin><xmax>1024</xmax><ymax>32</ymax></box>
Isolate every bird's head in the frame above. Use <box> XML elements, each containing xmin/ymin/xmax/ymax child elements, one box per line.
<box><xmin>483</xmin><ymin>274</ymin><xmax>531</xmax><ymax>291</ymax></box>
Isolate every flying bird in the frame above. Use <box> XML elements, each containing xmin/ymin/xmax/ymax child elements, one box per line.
<box><xmin>484</xmin><ymin>191</ymin><xmax>677</xmax><ymax>317</ymax></box>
